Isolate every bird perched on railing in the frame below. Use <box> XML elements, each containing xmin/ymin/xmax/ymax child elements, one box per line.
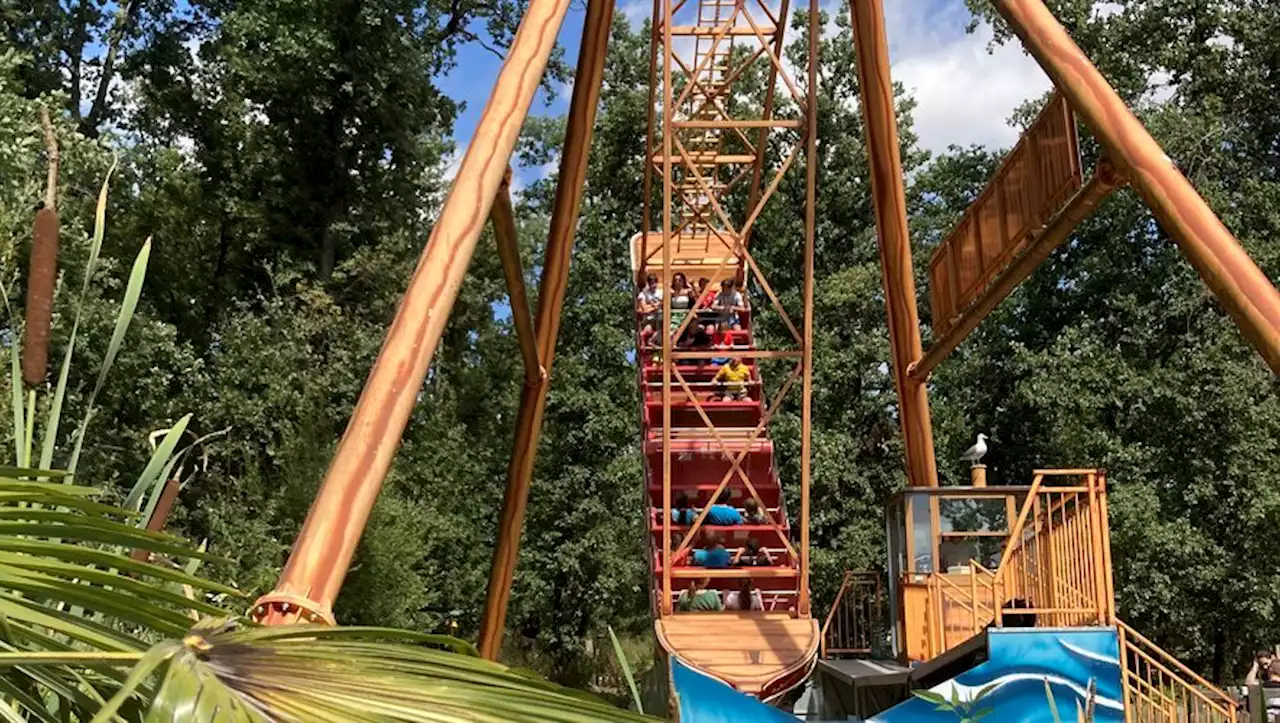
<box><xmin>961</xmin><ymin>433</ymin><xmax>988</xmax><ymax>467</ymax></box>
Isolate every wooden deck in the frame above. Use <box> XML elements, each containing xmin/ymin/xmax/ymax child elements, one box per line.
<box><xmin>630</xmin><ymin>231</ymin><xmax>741</xmax><ymax>280</ymax></box>
<box><xmin>656</xmin><ymin>612</ymin><xmax>820</xmax><ymax>695</ymax></box>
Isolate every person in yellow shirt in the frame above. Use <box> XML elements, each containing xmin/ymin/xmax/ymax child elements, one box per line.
<box><xmin>713</xmin><ymin>356</ymin><xmax>751</xmax><ymax>401</ymax></box>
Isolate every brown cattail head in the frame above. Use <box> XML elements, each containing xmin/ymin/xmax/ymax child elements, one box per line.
<box><xmin>22</xmin><ymin>207</ymin><xmax>59</xmax><ymax>386</ymax></box>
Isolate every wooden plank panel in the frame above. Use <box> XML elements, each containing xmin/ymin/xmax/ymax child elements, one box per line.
<box><xmin>925</xmin><ymin>93</ymin><xmax>1082</xmax><ymax>330</ymax></box>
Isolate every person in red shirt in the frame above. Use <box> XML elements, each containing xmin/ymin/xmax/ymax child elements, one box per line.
<box><xmin>711</xmin><ymin>321</ymin><xmax>734</xmax><ymax>365</ymax></box>
<box><xmin>697</xmin><ymin>279</ymin><xmax>717</xmax><ymax>311</ymax></box>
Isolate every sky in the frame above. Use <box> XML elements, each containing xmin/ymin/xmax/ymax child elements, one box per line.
<box><xmin>435</xmin><ymin>0</ymin><xmax>1052</xmax><ymax>188</ymax></box>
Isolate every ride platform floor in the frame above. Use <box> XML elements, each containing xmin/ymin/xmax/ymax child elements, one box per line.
<box><xmin>656</xmin><ymin>612</ymin><xmax>819</xmax><ymax>696</ymax></box>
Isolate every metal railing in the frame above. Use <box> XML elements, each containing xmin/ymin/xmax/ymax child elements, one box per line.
<box><xmin>993</xmin><ymin>471</ymin><xmax>1114</xmax><ymax>628</ymax></box>
<box><xmin>820</xmin><ymin>571</ymin><xmax>882</xmax><ymax>658</ymax></box>
<box><xmin>924</xmin><ymin>562</ymin><xmax>1000</xmax><ymax>657</ymax></box>
<box><xmin>1117</xmin><ymin>619</ymin><xmax>1239</xmax><ymax>723</ymax></box>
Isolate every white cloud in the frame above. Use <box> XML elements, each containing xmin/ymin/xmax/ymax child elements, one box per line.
<box><xmin>620</xmin><ymin>0</ymin><xmax>651</xmax><ymax>30</ymax></box>
<box><xmin>885</xmin><ymin>2</ymin><xmax>1051</xmax><ymax>156</ymax></box>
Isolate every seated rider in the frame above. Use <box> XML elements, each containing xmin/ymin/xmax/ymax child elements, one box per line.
<box><xmin>743</xmin><ymin>497</ymin><xmax>768</xmax><ymax>525</ymax></box>
<box><xmin>705</xmin><ymin>489</ymin><xmax>743</xmax><ymax>525</ymax></box>
<box><xmin>676</xmin><ymin>578</ymin><xmax>723</xmax><ymax>612</ymax></box>
<box><xmin>670</xmin><ymin>272</ymin><xmax>694</xmax><ymax>334</ymax></box>
<box><xmin>696</xmin><ymin>277</ymin><xmax>716</xmax><ymax>311</ymax></box>
<box><xmin>724</xmin><ymin>579</ymin><xmax>764</xmax><ymax>611</ymax></box>
<box><xmin>733</xmin><ymin>537</ymin><xmax>774</xmax><ymax>567</ymax></box>
<box><xmin>714</xmin><ymin>356</ymin><xmax>751</xmax><ymax>402</ymax></box>
<box><xmin>692</xmin><ymin>530</ymin><xmax>731</xmax><ymax>568</ymax></box>
<box><xmin>671</xmin><ymin>492</ymin><xmax>698</xmax><ymax>525</ymax></box>
<box><xmin>712</xmin><ymin>278</ymin><xmax>747</xmax><ymax>329</ymax></box>
<box><xmin>637</xmin><ymin>273</ymin><xmax>663</xmax><ymax>328</ymax></box>
<box><xmin>710</xmin><ymin>320</ymin><xmax>734</xmax><ymax>365</ymax></box>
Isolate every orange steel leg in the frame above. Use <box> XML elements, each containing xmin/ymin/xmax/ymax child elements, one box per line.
<box><xmin>849</xmin><ymin>0</ymin><xmax>939</xmax><ymax>487</ymax></box>
<box><xmin>251</xmin><ymin>0</ymin><xmax>574</xmax><ymax>626</ymax></box>
<box><xmin>492</xmin><ymin>168</ymin><xmax>544</xmax><ymax>387</ymax></box>
<box><xmin>476</xmin><ymin>0</ymin><xmax>615</xmax><ymax>660</ymax></box>
<box><xmin>798</xmin><ymin>0</ymin><xmax>818</xmax><ymax>617</ymax></box>
<box><xmin>992</xmin><ymin>0</ymin><xmax>1280</xmax><ymax>374</ymax></box>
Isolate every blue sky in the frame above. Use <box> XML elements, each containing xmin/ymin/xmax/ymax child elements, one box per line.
<box><xmin>435</xmin><ymin>0</ymin><xmax>1052</xmax><ymax>187</ymax></box>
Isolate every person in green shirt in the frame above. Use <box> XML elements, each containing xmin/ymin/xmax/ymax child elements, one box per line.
<box><xmin>676</xmin><ymin>578</ymin><xmax>723</xmax><ymax>612</ymax></box>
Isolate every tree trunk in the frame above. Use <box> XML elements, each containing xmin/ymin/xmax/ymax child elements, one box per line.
<box><xmin>82</xmin><ymin>0</ymin><xmax>142</xmax><ymax>137</ymax></box>
<box><xmin>1211</xmin><ymin>622</ymin><xmax>1225</xmax><ymax>684</ymax></box>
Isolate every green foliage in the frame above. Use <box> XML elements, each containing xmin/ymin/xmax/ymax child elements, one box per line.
<box><xmin>912</xmin><ymin>683</ymin><xmax>997</xmax><ymax>722</ymax></box>
<box><xmin>0</xmin><ymin>470</ymin><xmax>241</xmax><ymax>720</ymax></box>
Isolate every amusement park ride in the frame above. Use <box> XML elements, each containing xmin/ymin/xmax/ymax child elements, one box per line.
<box><xmin>244</xmin><ymin>0</ymin><xmax>1280</xmax><ymax>719</ymax></box>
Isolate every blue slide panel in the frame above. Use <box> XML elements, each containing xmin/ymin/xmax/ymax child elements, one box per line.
<box><xmin>671</xmin><ymin>659</ymin><xmax>798</xmax><ymax>723</ymax></box>
<box><xmin>872</xmin><ymin>628</ymin><xmax>1125</xmax><ymax>723</ymax></box>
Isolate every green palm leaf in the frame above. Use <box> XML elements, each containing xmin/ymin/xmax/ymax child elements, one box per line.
<box><xmin>91</xmin><ymin>619</ymin><xmax>658</xmax><ymax>723</ymax></box>
<box><xmin>0</xmin><ymin>470</ymin><xmax>242</xmax><ymax>721</ymax></box>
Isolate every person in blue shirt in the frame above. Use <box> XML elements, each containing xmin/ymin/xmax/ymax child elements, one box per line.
<box><xmin>692</xmin><ymin>530</ymin><xmax>731</xmax><ymax>568</ymax></box>
<box><xmin>705</xmin><ymin>489</ymin><xmax>743</xmax><ymax>526</ymax></box>
<box><xmin>671</xmin><ymin>492</ymin><xmax>698</xmax><ymax>525</ymax></box>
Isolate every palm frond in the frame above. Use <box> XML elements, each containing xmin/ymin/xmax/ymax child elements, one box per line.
<box><xmin>0</xmin><ymin>471</ymin><xmax>242</xmax><ymax>721</ymax></box>
<box><xmin>93</xmin><ymin>619</ymin><xmax>658</xmax><ymax>723</ymax></box>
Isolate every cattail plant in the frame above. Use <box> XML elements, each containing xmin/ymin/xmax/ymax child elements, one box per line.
<box><xmin>21</xmin><ymin>105</ymin><xmax>59</xmax><ymax>387</ymax></box>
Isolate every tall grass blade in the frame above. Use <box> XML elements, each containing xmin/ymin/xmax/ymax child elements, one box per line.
<box><xmin>22</xmin><ymin>392</ymin><xmax>34</xmax><ymax>470</ymax></box>
<box><xmin>37</xmin><ymin>324</ymin><xmax>76</xmax><ymax>473</ymax></box>
<box><xmin>67</xmin><ymin>239</ymin><xmax>151</xmax><ymax>476</ymax></box>
<box><xmin>41</xmin><ymin>162</ymin><xmax>116</xmax><ymax>474</ymax></box>
<box><xmin>607</xmin><ymin>625</ymin><xmax>644</xmax><ymax>715</ymax></box>
<box><xmin>125</xmin><ymin>414</ymin><xmax>190</xmax><ymax>513</ymax></box>
<box><xmin>9</xmin><ymin>342</ymin><xmax>24</xmax><ymax>467</ymax></box>
<box><xmin>84</xmin><ymin>159</ymin><xmax>116</xmax><ymax>298</ymax></box>
<box><xmin>1044</xmin><ymin>677</ymin><xmax>1062</xmax><ymax>723</ymax></box>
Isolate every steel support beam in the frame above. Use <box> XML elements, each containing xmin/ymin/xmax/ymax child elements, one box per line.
<box><xmin>798</xmin><ymin>0</ymin><xmax>817</xmax><ymax>616</ymax></box>
<box><xmin>992</xmin><ymin>0</ymin><xmax>1280</xmax><ymax>374</ymax></box>
<box><xmin>849</xmin><ymin>0</ymin><xmax>939</xmax><ymax>487</ymax></box>
<box><xmin>492</xmin><ymin>169</ymin><xmax>544</xmax><ymax>387</ymax></box>
<box><xmin>252</xmin><ymin>0</ymin><xmax>573</xmax><ymax>626</ymax></box>
<box><xmin>477</xmin><ymin>0</ymin><xmax>615</xmax><ymax>660</ymax></box>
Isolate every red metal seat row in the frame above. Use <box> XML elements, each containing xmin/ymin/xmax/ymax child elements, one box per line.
<box><xmin>637</xmin><ymin>304</ymin><xmax>801</xmax><ymax>616</ymax></box>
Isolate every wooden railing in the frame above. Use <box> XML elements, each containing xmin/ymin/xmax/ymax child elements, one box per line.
<box><xmin>916</xmin><ymin>471</ymin><xmax>1113</xmax><ymax>658</ymax></box>
<box><xmin>820</xmin><ymin>571</ymin><xmax>882</xmax><ymax>658</ymax></box>
<box><xmin>1117</xmin><ymin>619</ymin><xmax>1239</xmax><ymax>723</ymax></box>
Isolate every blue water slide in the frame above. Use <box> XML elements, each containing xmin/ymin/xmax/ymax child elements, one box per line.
<box><xmin>871</xmin><ymin>628</ymin><xmax>1125</xmax><ymax>723</ymax></box>
<box><xmin>671</xmin><ymin>659</ymin><xmax>799</xmax><ymax>723</ymax></box>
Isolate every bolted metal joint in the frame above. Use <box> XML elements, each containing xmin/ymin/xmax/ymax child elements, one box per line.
<box><xmin>250</xmin><ymin>591</ymin><xmax>336</xmax><ymax>626</ymax></box>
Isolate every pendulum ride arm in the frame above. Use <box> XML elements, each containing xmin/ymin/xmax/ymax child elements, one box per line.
<box><xmin>250</xmin><ymin>0</ymin><xmax>574</xmax><ymax>626</ymax></box>
<box><xmin>848</xmin><ymin>0</ymin><xmax>939</xmax><ymax>488</ymax></box>
<box><xmin>991</xmin><ymin>0</ymin><xmax>1280</xmax><ymax>374</ymax></box>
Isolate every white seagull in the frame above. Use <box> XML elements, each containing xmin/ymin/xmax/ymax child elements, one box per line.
<box><xmin>960</xmin><ymin>433</ymin><xmax>988</xmax><ymax>467</ymax></box>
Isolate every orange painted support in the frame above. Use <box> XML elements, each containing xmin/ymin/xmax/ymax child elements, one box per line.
<box><xmin>491</xmin><ymin>169</ymin><xmax>544</xmax><ymax>388</ymax></box>
<box><xmin>477</xmin><ymin>0</ymin><xmax>615</xmax><ymax>660</ymax></box>
<box><xmin>798</xmin><ymin>0</ymin><xmax>817</xmax><ymax>617</ymax></box>
<box><xmin>849</xmin><ymin>0</ymin><xmax>938</xmax><ymax>487</ymax></box>
<box><xmin>252</xmin><ymin>0</ymin><xmax>573</xmax><ymax>626</ymax></box>
<box><xmin>992</xmin><ymin>0</ymin><xmax>1280</xmax><ymax>374</ymax></box>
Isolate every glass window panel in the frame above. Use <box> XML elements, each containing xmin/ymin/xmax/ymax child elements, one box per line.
<box><xmin>909</xmin><ymin>493</ymin><xmax>934</xmax><ymax>574</ymax></box>
<box><xmin>939</xmin><ymin>497</ymin><xmax>1009</xmax><ymax>534</ymax></box>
